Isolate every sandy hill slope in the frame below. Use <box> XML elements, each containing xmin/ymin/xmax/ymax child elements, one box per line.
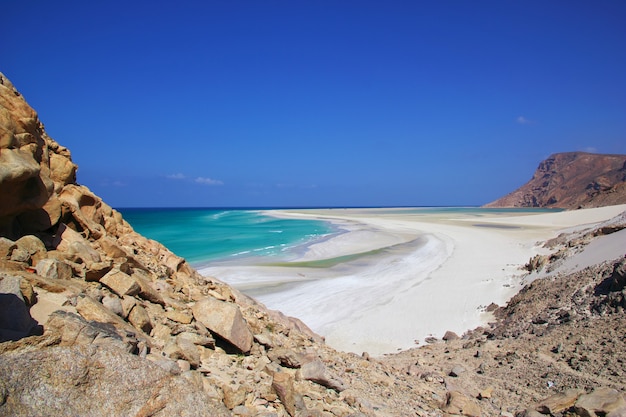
<box><xmin>485</xmin><ymin>152</ymin><xmax>626</xmax><ymax>209</ymax></box>
<box><xmin>1</xmin><ymin>72</ymin><xmax>625</xmax><ymax>416</ymax></box>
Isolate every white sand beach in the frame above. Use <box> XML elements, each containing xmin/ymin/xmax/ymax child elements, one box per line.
<box><xmin>200</xmin><ymin>205</ymin><xmax>626</xmax><ymax>357</ymax></box>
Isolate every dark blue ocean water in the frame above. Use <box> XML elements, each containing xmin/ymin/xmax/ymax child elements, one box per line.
<box><xmin>119</xmin><ymin>208</ymin><xmax>336</xmax><ymax>267</ymax></box>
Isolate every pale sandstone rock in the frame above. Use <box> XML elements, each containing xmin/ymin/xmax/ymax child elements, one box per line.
<box><xmin>222</xmin><ymin>383</ymin><xmax>249</xmax><ymax>410</ymax></box>
<box><xmin>296</xmin><ymin>358</ymin><xmax>348</xmax><ymax>392</ymax></box>
<box><xmin>9</xmin><ymin>248</ymin><xmax>30</xmax><ymax>263</ymax></box>
<box><xmin>574</xmin><ymin>388</ymin><xmax>626</xmax><ymax>417</ymax></box>
<box><xmin>165</xmin><ymin>309</ymin><xmax>193</xmax><ymax>324</ymax></box>
<box><xmin>53</xmin><ymin>223</ymin><xmax>100</xmax><ymax>263</ymax></box>
<box><xmin>75</xmin><ymin>294</ymin><xmax>141</xmax><ymax>339</ymax></box>
<box><xmin>0</xmin><ymin>343</ymin><xmax>230</xmax><ymax>416</ymax></box>
<box><xmin>272</xmin><ymin>371</ymin><xmax>297</xmax><ymax>417</ymax></box>
<box><xmin>98</xmin><ymin>235</ymin><xmax>128</xmax><ymax>258</ymax></box>
<box><xmin>99</xmin><ymin>269</ymin><xmax>140</xmax><ymax>297</ymax></box>
<box><xmin>13</xmin><ymin>235</ymin><xmax>46</xmax><ymax>264</ymax></box>
<box><xmin>0</xmin><ymin>237</ymin><xmax>14</xmax><ymax>258</ymax></box>
<box><xmin>120</xmin><ymin>295</ymin><xmax>136</xmax><ymax>318</ymax></box>
<box><xmin>128</xmin><ymin>304</ymin><xmax>152</xmax><ymax>334</ymax></box>
<box><xmin>19</xmin><ymin>278</ymin><xmax>36</xmax><ymax>305</ymax></box>
<box><xmin>84</xmin><ymin>260</ymin><xmax>112</xmax><ymax>282</ymax></box>
<box><xmin>443</xmin><ymin>391</ymin><xmax>481</xmax><ymax>417</ymax></box>
<box><xmin>192</xmin><ymin>297</ymin><xmax>253</xmax><ymax>354</ymax></box>
<box><xmin>536</xmin><ymin>388</ymin><xmax>585</xmax><ymax>414</ymax></box>
<box><xmin>268</xmin><ymin>347</ymin><xmax>306</xmax><ymax>369</ymax></box>
<box><xmin>36</xmin><ymin>258</ymin><xmax>73</xmax><ymax>280</ymax></box>
<box><xmin>443</xmin><ymin>330</ymin><xmax>460</xmax><ymax>341</ymax></box>
<box><xmin>131</xmin><ymin>270</ymin><xmax>166</xmax><ymax>306</ymax></box>
<box><xmin>101</xmin><ymin>294</ymin><xmax>124</xmax><ymax>317</ymax></box>
<box><xmin>175</xmin><ymin>333</ymin><xmax>201</xmax><ymax>368</ymax></box>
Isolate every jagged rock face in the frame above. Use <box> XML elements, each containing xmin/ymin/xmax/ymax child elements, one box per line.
<box><xmin>485</xmin><ymin>152</ymin><xmax>626</xmax><ymax>209</ymax></box>
<box><xmin>0</xmin><ymin>74</ymin><xmax>77</xmax><ymax>237</ymax></box>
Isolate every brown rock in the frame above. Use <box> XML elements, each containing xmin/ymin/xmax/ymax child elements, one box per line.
<box><xmin>75</xmin><ymin>294</ymin><xmax>140</xmax><ymax>338</ymax></box>
<box><xmin>272</xmin><ymin>372</ymin><xmax>297</xmax><ymax>417</ymax></box>
<box><xmin>0</xmin><ymin>343</ymin><xmax>230</xmax><ymax>416</ymax></box>
<box><xmin>443</xmin><ymin>330</ymin><xmax>460</xmax><ymax>341</ymax></box>
<box><xmin>267</xmin><ymin>347</ymin><xmax>306</xmax><ymax>368</ymax></box>
<box><xmin>443</xmin><ymin>391</ymin><xmax>481</xmax><ymax>417</ymax></box>
<box><xmin>175</xmin><ymin>333</ymin><xmax>201</xmax><ymax>368</ymax></box>
<box><xmin>36</xmin><ymin>258</ymin><xmax>73</xmax><ymax>280</ymax></box>
<box><xmin>478</xmin><ymin>386</ymin><xmax>494</xmax><ymax>400</ymax></box>
<box><xmin>222</xmin><ymin>383</ymin><xmax>248</xmax><ymax>410</ymax></box>
<box><xmin>131</xmin><ymin>270</ymin><xmax>165</xmax><ymax>306</ymax></box>
<box><xmin>84</xmin><ymin>260</ymin><xmax>112</xmax><ymax>282</ymax></box>
<box><xmin>574</xmin><ymin>388</ymin><xmax>626</xmax><ymax>417</ymax></box>
<box><xmin>192</xmin><ymin>297</ymin><xmax>253</xmax><ymax>354</ymax></box>
<box><xmin>13</xmin><ymin>235</ymin><xmax>47</xmax><ymax>265</ymax></box>
<box><xmin>0</xmin><ymin>237</ymin><xmax>14</xmax><ymax>258</ymax></box>
<box><xmin>119</xmin><ymin>295</ymin><xmax>136</xmax><ymax>319</ymax></box>
<box><xmin>53</xmin><ymin>223</ymin><xmax>100</xmax><ymax>263</ymax></box>
<box><xmin>296</xmin><ymin>358</ymin><xmax>348</xmax><ymax>392</ymax></box>
<box><xmin>128</xmin><ymin>304</ymin><xmax>152</xmax><ymax>334</ymax></box>
<box><xmin>19</xmin><ymin>278</ymin><xmax>36</xmax><ymax>306</ymax></box>
<box><xmin>99</xmin><ymin>269</ymin><xmax>141</xmax><ymax>297</ymax></box>
<box><xmin>165</xmin><ymin>309</ymin><xmax>193</xmax><ymax>324</ymax></box>
<box><xmin>536</xmin><ymin>388</ymin><xmax>584</xmax><ymax>414</ymax></box>
<box><xmin>98</xmin><ymin>236</ymin><xmax>128</xmax><ymax>258</ymax></box>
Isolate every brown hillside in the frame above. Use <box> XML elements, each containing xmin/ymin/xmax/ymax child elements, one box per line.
<box><xmin>485</xmin><ymin>152</ymin><xmax>626</xmax><ymax>209</ymax></box>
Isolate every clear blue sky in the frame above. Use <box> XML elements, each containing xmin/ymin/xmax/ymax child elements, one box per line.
<box><xmin>3</xmin><ymin>1</ymin><xmax>625</xmax><ymax>207</ymax></box>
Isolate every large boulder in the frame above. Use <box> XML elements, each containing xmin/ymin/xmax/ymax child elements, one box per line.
<box><xmin>0</xmin><ymin>343</ymin><xmax>230</xmax><ymax>416</ymax></box>
<box><xmin>192</xmin><ymin>297</ymin><xmax>253</xmax><ymax>354</ymax></box>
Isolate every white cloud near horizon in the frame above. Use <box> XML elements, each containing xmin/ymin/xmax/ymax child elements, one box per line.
<box><xmin>516</xmin><ymin>116</ymin><xmax>533</xmax><ymax>124</ymax></box>
<box><xmin>581</xmin><ymin>146</ymin><xmax>598</xmax><ymax>153</ymax></box>
<box><xmin>166</xmin><ymin>173</ymin><xmax>186</xmax><ymax>180</ymax></box>
<box><xmin>195</xmin><ymin>177</ymin><xmax>224</xmax><ymax>186</ymax></box>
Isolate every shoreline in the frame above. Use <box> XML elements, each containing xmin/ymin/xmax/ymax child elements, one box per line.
<box><xmin>200</xmin><ymin>204</ymin><xmax>626</xmax><ymax>356</ymax></box>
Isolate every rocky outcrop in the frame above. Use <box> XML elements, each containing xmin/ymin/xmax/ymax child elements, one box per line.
<box><xmin>485</xmin><ymin>152</ymin><xmax>626</xmax><ymax>209</ymax></box>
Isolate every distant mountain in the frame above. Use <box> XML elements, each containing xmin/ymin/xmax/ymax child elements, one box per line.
<box><xmin>485</xmin><ymin>152</ymin><xmax>626</xmax><ymax>209</ymax></box>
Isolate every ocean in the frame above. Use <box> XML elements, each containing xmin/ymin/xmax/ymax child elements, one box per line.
<box><xmin>119</xmin><ymin>208</ymin><xmax>336</xmax><ymax>268</ymax></box>
<box><xmin>119</xmin><ymin>206</ymin><xmax>560</xmax><ymax>268</ymax></box>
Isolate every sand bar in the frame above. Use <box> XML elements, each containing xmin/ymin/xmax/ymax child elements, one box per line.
<box><xmin>200</xmin><ymin>205</ymin><xmax>626</xmax><ymax>356</ymax></box>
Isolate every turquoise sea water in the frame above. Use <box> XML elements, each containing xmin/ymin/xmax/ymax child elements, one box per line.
<box><xmin>119</xmin><ymin>207</ymin><xmax>561</xmax><ymax>269</ymax></box>
<box><xmin>119</xmin><ymin>208</ymin><xmax>336</xmax><ymax>267</ymax></box>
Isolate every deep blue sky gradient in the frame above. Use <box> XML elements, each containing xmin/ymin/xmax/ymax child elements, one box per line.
<box><xmin>3</xmin><ymin>1</ymin><xmax>625</xmax><ymax>207</ymax></box>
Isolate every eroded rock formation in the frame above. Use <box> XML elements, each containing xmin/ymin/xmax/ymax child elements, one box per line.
<box><xmin>485</xmin><ymin>152</ymin><xmax>626</xmax><ymax>209</ymax></box>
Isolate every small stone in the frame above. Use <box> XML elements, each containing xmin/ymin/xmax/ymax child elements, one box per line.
<box><xmin>449</xmin><ymin>365</ymin><xmax>467</xmax><ymax>377</ymax></box>
<box><xmin>478</xmin><ymin>387</ymin><xmax>494</xmax><ymax>400</ymax></box>
<box><xmin>443</xmin><ymin>331</ymin><xmax>460</xmax><ymax>341</ymax></box>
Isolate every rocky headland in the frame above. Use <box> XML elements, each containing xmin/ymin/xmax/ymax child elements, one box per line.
<box><xmin>1</xmin><ymin>72</ymin><xmax>625</xmax><ymax>416</ymax></box>
<box><xmin>485</xmin><ymin>152</ymin><xmax>626</xmax><ymax>209</ymax></box>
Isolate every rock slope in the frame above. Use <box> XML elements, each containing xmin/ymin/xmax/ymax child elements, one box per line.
<box><xmin>1</xmin><ymin>72</ymin><xmax>625</xmax><ymax>416</ymax></box>
<box><xmin>485</xmin><ymin>152</ymin><xmax>626</xmax><ymax>209</ymax></box>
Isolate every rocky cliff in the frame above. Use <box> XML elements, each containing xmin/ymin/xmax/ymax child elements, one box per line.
<box><xmin>485</xmin><ymin>152</ymin><xmax>626</xmax><ymax>209</ymax></box>
<box><xmin>1</xmin><ymin>73</ymin><xmax>625</xmax><ymax>417</ymax></box>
